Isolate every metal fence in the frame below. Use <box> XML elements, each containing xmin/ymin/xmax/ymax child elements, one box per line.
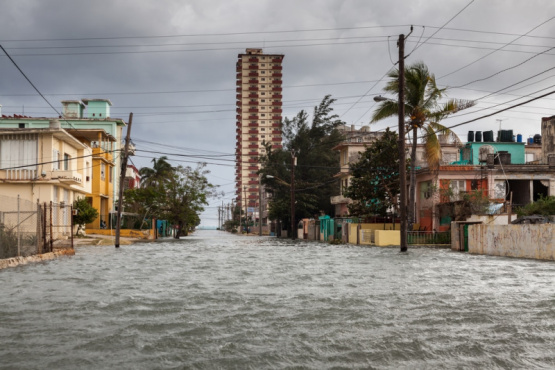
<box><xmin>407</xmin><ymin>231</ymin><xmax>451</xmax><ymax>245</ymax></box>
<box><xmin>0</xmin><ymin>195</ymin><xmax>73</xmax><ymax>259</ymax></box>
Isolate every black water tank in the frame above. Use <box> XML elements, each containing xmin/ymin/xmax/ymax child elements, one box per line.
<box><xmin>498</xmin><ymin>151</ymin><xmax>511</xmax><ymax>165</ymax></box>
<box><xmin>468</xmin><ymin>131</ymin><xmax>474</xmax><ymax>142</ymax></box>
<box><xmin>534</xmin><ymin>134</ymin><xmax>542</xmax><ymax>144</ymax></box>
<box><xmin>475</xmin><ymin>131</ymin><xmax>482</xmax><ymax>142</ymax></box>
<box><xmin>483</xmin><ymin>130</ymin><xmax>494</xmax><ymax>142</ymax></box>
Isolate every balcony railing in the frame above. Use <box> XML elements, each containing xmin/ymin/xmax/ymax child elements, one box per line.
<box><xmin>272</xmin><ymin>87</ymin><xmax>282</xmax><ymax>92</ymax></box>
<box><xmin>248</xmin><ymin>72</ymin><xmax>258</xmax><ymax>77</ymax></box>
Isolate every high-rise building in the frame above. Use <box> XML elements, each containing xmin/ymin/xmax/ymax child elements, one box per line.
<box><xmin>235</xmin><ymin>48</ymin><xmax>284</xmax><ymax>223</ymax></box>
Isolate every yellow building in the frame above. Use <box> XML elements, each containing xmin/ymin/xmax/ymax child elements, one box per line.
<box><xmin>66</xmin><ymin>129</ymin><xmax>116</xmax><ymax>230</ymax></box>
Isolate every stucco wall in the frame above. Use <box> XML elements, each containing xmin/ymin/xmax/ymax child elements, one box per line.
<box><xmin>375</xmin><ymin>230</ymin><xmax>400</xmax><ymax>246</ymax></box>
<box><xmin>468</xmin><ymin>224</ymin><xmax>555</xmax><ymax>260</ymax></box>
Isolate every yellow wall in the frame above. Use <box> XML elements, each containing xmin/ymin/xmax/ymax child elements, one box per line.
<box><xmin>348</xmin><ymin>223</ymin><xmax>401</xmax><ymax>245</ymax></box>
<box><xmin>375</xmin><ymin>230</ymin><xmax>400</xmax><ymax>246</ymax></box>
<box><xmin>87</xmin><ymin>228</ymin><xmax>154</xmax><ymax>239</ymax></box>
<box><xmin>88</xmin><ymin>147</ymin><xmax>114</xmax><ymax>229</ymax></box>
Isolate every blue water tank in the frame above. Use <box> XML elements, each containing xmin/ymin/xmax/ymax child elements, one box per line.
<box><xmin>517</xmin><ymin>134</ymin><xmax>523</xmax><ymax>143</ymax></box>
<box><xmin>528</xmin><ymin>137</ymin><xmax>534</xmax><ymax>145</ymax></box>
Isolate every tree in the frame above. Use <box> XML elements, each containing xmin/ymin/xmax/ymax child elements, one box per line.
<box><xmin>516</xmin><ymin>195</ymin><xmax>555</xmax><ymax>217</ymax></box>
<box><xmin>371</xmin><ymin>62</ymin><xmax>475</xmax><ymax>227</ymax></box>
<box><xmin>259</xmin><ymin>95</ymin><xmax>345</xmax><ymax>235</ymax></box>
<box><xmin>125</xmin><ymin>159</ymin><xmax>218</xmax><ymax>238</ymax></box>
<box><xmin>73</xmin><ymin>197</ymin><xmax>99</xmax><ymax>235</ymax></box>
<box><xmin>344</xmin><ymin>128</ymin><xmax>404</xmax><ymax>218</ymax></box>
<box><xmin>139</xmin><ymin>156</ymin><xmax>174</xmax><ymax>187</ymax></box>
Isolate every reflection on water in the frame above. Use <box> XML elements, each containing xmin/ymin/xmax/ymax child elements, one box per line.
<box><xmin>1</xmin><ymin>230</ymin><xmax>554</xmax><ymax>369</ymax></box>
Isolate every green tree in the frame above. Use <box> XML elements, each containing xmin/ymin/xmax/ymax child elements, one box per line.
<box><xmin>345</xmin><ymin>128</ymin><xmax>404</xmax><ymax>218</ymax></box>
<box><xmin>371</xmin><ymin>62</ymin><xmax>475</xmax><ymax>227</ymax></box>
<box><xmin>73</xmin><ymin>197</ymin><xmax>99</xmax><ymax>235</ymax></box>
<box><xmin>125</xmin><ymin>160</ymin><xmax>218</xmax><ymax>238</ymax></box>
<box><xmin>516</xmin><ymin>195</ymin><xmax>555</xmax><ymax>217</ymax></box>
<box><xmin>259</xmin><ymin>95</ymin><xmax>345</xmax><ymax>236</ymax></box>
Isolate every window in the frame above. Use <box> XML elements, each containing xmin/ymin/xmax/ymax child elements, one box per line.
<box><xmin>525</xmin><ymin>153</ymin><xmax>535</xmax><ymax>163</ymax></box>
<box><xmin>52</xmin><ymin>150</ymin><xmax>60</xmax><ymax>170</ymax></box>
<box><xmin>0</xmin><ymin>133</ymin><xmax>38</xmax><ymax>172</ymax></box>
<box><xmin>109</xmin><ymin>167</ymin><xmax>113</xmax><ymax>183</ymax></box>
<box><xmin>450</xmin><ymin>180</ymin><xmax>465</xmax><ymax>196</ymax></box>
<box><xmin>63</xmin><ymin>153</ymin><xmax>70</xmax><ymax>170</ymax></box>
<box><xmin>101</xmin><ymin>163</ymin><xmax>106</xmax><ymax>180</ymax></box>
<box><xmin>261</xmin><ymin>128</ymin><xmax>266</xmax><ymax>131</ymax></box>
<box><xmin>261</xmin><ymin>114</ymin><xmax>266</xmax><ymax>117</ymax></box>
<box><xmin>261</xmin><ymin>92</ymin><xmax>266</xmax><ymax>95</ymax></box>
<box><xmin>343</xmin><ymin>150</ymin><xmax>348</xmax><ymax>165</ymax></box>
<box><xmin>18</xmin><ymin>123</ymin><xmax>25</xmax><ymax>128</ymax></box>
<box><xmin>261</xmin><ymin>99</ymin><xmax>266</xmax><ymax>103</ymax></box>
<box><xmin>261</xmin><ymin>78</ymin><xmax>266</xmax><ymax>81</ymax></box>
<box><xmin>261</xmin><ymin>85</ymin><xmax>266</xmax><ymax>88</ymax></box>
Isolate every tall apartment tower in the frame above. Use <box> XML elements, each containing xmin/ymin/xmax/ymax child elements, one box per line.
<box><xmin>235</xmin><ymin>48</ymin><xmax>284</xmax><ymax>218</ymax></box>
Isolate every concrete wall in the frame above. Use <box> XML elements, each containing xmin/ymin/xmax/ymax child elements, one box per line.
<box><xmin>468</xmin><ymin>224</ymin><xmax>555</xmax><ymax>260</ymax></box>
<box><xmin>375</xmin><ymin>230</ymin><xmax>400</xmax><ymax>246</ymax></box>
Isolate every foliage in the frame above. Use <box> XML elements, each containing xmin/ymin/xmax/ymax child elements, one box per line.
<box><xmin>124</xmin><ymin>159</ymin><xmax>219</xmax><ymax>238</ymax></box>
<box><xmin>371</xmin><ymin>61</ymin><xmax>475</xmax><ymax>227</ymax></box>
<box><xmin>259</xmin><ymin>95</ymin><xmax>345</xmax><ymax>235</ymax></box>
<box><xmin>0</xmin><ymin>223</ymin><xmax>17</xmax><ymax>259</ymax></box>
<box><xmin>72</xmin><ymin>197</ymin><xmax>99</xmax><ymax>233</ymax></box>
<box><xmin>516</xmin><ymin>195</ymin><xmax>555</xmax><ymax>217</ymax></box>
<box><xmin>345</xmin><ymin>128</ymin><xmax>404</xmax><ymax>218</ymax></box>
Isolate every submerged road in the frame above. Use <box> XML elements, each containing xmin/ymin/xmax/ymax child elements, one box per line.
<box><xmin>1</xmin><ymin>230</ymin><xmax>554</xmax><ymax>369</ymax></box>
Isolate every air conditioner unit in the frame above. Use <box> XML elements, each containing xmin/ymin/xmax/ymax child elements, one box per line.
<box><xmin>479</xmin><ymin>145</ymin><xmax>495</xmax><ymax>162</ymax></box>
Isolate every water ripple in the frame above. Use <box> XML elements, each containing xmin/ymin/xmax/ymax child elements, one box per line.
<box><xmin>1</xmin><ymin>230</ymin><xmax>555</xmax><ymax>369</ymax></box>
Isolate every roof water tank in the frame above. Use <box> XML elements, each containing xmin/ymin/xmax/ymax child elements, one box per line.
<box><xmin>534</xmin><ymin>134</ymin><xmax>542</xmax><ymax>144</ymax></box>
<box><xmin>467</xmin><ymin>131</ymin><xmax>474</xmax><ymax>142</ymax></box>
<box><xmin>475</xmin><ymin>131</ymin><xmax>482</xmax><ymax>142</ymax></box>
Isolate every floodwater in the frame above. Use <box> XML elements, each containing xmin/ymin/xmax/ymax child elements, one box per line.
<box><xmin>1</xmin><ymin>230</ymin><xmax>554</xmax><ymax>369</ymax></box>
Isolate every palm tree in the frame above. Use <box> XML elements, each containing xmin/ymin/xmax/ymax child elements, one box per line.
<box><xmin>139</xmin><ymin>156</ymin><xmax>174</xmax><ymax>188</ymax></box>
<box><xmin>371</xmin><ymin>62</ymin><xmax>475</xmax><ymax>228</ymax></box>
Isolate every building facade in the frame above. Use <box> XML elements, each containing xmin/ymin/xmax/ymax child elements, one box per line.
<box><xmin>0</xmin><ymin>121</ymin><xmax>92</xmax><ymax>209</ymax></box>
<box><xmin>0</xmin><ymin>99</ymin><xmax>127</xmax><ymax>211</ymax></box>
<box><xmin>235</xmin><ymin>48</ymin><xmax>284</xmax><ymax>220</ymax></box>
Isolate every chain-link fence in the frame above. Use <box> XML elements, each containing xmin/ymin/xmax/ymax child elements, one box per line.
<box><xmin>0</xmin><ymin>195</ymin><xmax>73</xmax><ymax>259</ymax></box>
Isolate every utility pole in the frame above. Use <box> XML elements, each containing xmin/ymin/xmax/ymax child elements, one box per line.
<box><xmin>398</xmin><ymin>34</ymin><xmax>408</xmax><ymax>253</ymax></box>
<box><xmin>291</xmin><ymin>150</ymin><xmax>296</xmax><ymax>240</ymax></box>
<box><xmin>244</xmin><ymin>186</ymin><xmax>248</xmax><ymax>234</ymax></box>
<box><xmin>115</xmin><ymin>113</ymin><xmax>133</xmax><ymax>249</ymax></box>
<box><xmin>258</xmin><ymin>175</ymin><xmax>263</xmax><ymax>236</ymax></box>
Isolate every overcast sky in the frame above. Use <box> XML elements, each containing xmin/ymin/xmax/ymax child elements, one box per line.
<box><xmin>1</xmin><ymin>0</ymin><xmax>555</xmax><ymax>226</ymax></box>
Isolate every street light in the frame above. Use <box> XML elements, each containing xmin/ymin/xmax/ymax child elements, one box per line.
<box><xmin>259</xmin><ymin>175</ymin><xmax>274</xmax><ymax>236</ymax></box>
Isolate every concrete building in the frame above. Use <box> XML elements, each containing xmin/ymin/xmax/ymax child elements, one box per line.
<box><xmin>235</xmin><ymin>48</ymin><xmax>284</xmax><ymax>222</ymax></box>
<box><xmin>330</xmin><ymin>125</ymin><xmax>384</xmax><ymax>216</ymax></box>
<box><xmin>0</xmin><ymin>99</ymin><xmax>128</xmax><ymax>211</ymax></box>
<box><xmin>0</xmin><ymin>120</ymin><xmax>92</xmax><ymax>208</ymax></box>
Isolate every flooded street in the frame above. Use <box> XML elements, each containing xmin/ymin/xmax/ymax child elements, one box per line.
<box><xmin>1</xmin><ymin>230</ymin><xmax>554</xmax><ymax>369</ymax></box>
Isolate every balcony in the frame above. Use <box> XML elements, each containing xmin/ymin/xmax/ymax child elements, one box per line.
<box><xmin>248</xmin><ymin>86</ymin><xmax>259</xmax><ymax>91</ymax></box>
<box><xmin>272</xmin><ymin>94</ymin><xmax>282</xmax><ymax>99</ymax></box>
<box><xmin>248</xmin><ymin>122</ymin><xmax>258</xmax><ymax>127</ymax></box>
<box><xmin>272</xmin><ymin>123</ymin><xmax>281</xmax><ymax>127</ymax></box>
<box><xmin>249</xmin><ymin>78</ymin><xmax>258</xmax><ymax>84</ymax></box>
<box><xmin>272</xmin><ymin>87</ymin><xmax>282</xmax><ymax>92</ymax></box>
<box><xmin>236</xmin><ymin>94</ymin><xmax>241</xmax><ymax>100</ymax></box>
<box><xmin>236</xmin><ymin>73</ymin><xmax>242</xmax><ymax>79</ymax></box>
<box><xmin>248</xmin><ymin>57</ymin><xmax>259</xmax><ymax>62</ymax></box>
<box><xmin>248</xmin><ymin>65</ymin><xmax>258</xmax><ymax>70</ymax></box>
<box><xmin>248</xmin><ymin>159</ymin><xmax>258</xmax><ymax>163</ymax></box>
<box><xmin>272</xmin><ymin>144</ymin><xmax>282</xmax><ymax>149</ymax></box>
<box><xmin>236</xmin><ymin>128</ymin><xmax>241</xmax><ymax>133</ymax></box>
<box><xmin>272</xmin><ymin>130</ymin><xmax>281</xmax><ymax>135</ymax></box>
<box><xmin>236</xmin><ymin>115</ymin><xmax>241</xmax><ymax>120</ymax></box>
<box><xmin>236</xmin><ymin>87</ymin><xmax>241</xmax><ymax>93</ymax></box>
<box><xmin>248</xmin><ymin>166</ymin><xmax>258</xmax><ymax>170</ymax></box>
<box><xmin>248</xmin><ymin>137</ymin><xmax>258</xmax><ymax>142</ymax></box>
<box><xmin>330</xmin><ymin>195</ymin><xmax>352</xmax><ymax>205</ymax></box>
<box><xmin>248</xmin><ymin>93</ymin><xmax>258</xmax><ymax>98</ymax></box>
<box><xmin>236</xmin><ymin>107</ymin><xmax>242</xmax><ymax>113</ymax></box>
<box><xmin>53</xmin><ymin>169</ymin><xmax>83</xmax><ymax>185</ymax></box>
<box><xmin>272</xmin><ymin>108</ymin><xmax>282</xmax><ymax>113</ymax></box>
<box><xmin>272</xmin><ymin>65</ymin><xmax>282</xmax><ymax>70</ymax></box>
<box><xmin>248</xmin><ymin>108</ymin><xmax>258</xmax><ymax>113</ymax></box>
<box><xmin>248</xmin><ymin>144</ymin><xmax>258</xmax><ymax>148</ymax></box>
<box><xmin>248</xmin><ymin>181</ymin><xmax>258</xmax><ymax>185</ymax></box>
<box><xmin>272</xmin><ymin>72</ymin><xmax>282</xmax><ymax>77</ymax></box>
<box><xmin>248</xmin><ymin>129</ymin><xmax>259</xmax><ymax>134</ymax></box>
<box><xmin>248</xmin><ymin>115</ymin><xmax>258</xmax><ymax>120</ymax></box>
<box><xmin>248</xmin><ymin>72</ymin><xmax>258</xmax><ymax>77</ymax></box>
<box><xmin>272</xmin><ymin>79</ymin><xmax>281</xmax><ymax>84</ymax></box>
<box><xmin>272</xmin><ymin>115</ymin><xmax>281</xmax><ymax>120</ymax></box>
<box><xmin>272</xmin><ymin>101</ymin><xmax>283</xmax><ymax>107</ymax></box>
<box><xmin>272</xmin><ymin>58</ymin><xmax>282</xmax><ymax>63</ymax></box>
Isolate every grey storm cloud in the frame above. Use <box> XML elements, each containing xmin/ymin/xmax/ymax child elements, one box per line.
<box><xmin>1</xmin><ymin>0</ymin><xmax>555</xmax><ymax>225</ymax></box>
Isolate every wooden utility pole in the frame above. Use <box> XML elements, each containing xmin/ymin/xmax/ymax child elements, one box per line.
<box><xmin>115</xmin><ymin>113</ymin><xmax>133</xmax><ymax>248</ymax></box>
<box><xmin>398</xmin><ymin>34</ymin><xmax>408</xmax><ymax>253</ymax></box>
<box><xmin>244</xmin><ymin>186</ymin><xmax>248</xmax><ymax>234</ymax></box>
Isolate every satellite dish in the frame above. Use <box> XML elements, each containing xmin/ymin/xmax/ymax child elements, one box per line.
<box><xmin>479</xmin><ymin>145</ymin><xmax>495</xmax><ymax>162</ymax></box>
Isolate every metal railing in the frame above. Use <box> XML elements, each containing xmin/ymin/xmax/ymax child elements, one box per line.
<box><xmin>407</xmin><ymin>231</ymin><xmax>451</xmax><ymax>245</ymax></box>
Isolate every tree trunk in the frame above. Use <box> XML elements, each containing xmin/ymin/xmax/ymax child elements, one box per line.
<box><xmin>408</xmin><ymin>127</ymin><xmax>418</xmax><ymax>231</ymax></box>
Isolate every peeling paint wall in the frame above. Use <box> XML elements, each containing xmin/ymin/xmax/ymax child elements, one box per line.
<box><xmin>541</xmin><ymin>117</ymin><xmax>555</xmax><ymax>164</ymax></box>
<box><xmin>468</xmin><ymin>224</ymin><xmax>555</xmax><ymax>260</ymax></box>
